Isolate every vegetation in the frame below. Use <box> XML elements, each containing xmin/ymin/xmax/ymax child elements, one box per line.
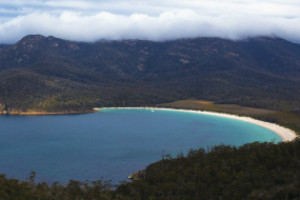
<box><xmin>0</xmin><ymin>35</ymin><xmax>299</xmax><ymax>114</ymax></box>
<box><xmin>0</xmin><ymin>174</ymin><xmax>114</xmax><ymax>200</ymax></box>
<box><xmin>0</xmin><ymin>139</ymin><xmax>299</xmax><ymax>199</ymax></box>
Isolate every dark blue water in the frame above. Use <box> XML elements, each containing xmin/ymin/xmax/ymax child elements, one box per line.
<box><xmin>0</xmin><ymin>108</ymin><xmax>281</xmax><ymax>184</ymax></box>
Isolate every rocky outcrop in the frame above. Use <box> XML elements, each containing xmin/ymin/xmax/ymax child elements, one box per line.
<box><xmin>128</xmin><ymin>170</ymin><xmax>146</xmax><ymax>180</ymax></box>
<box><xmin>0</xmin><ymin>103</ymin><xmax>8</xmax><ymax>114</ymax></box>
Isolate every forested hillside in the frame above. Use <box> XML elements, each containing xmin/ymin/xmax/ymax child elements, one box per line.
<box><xmin>0</xmin><ymin>35</ymin><xmax>300</xmax><ymax>113</ymax></box>
<box><xmin>0</xmin><ymin>35</ymin><xmax>299</xmax><ymax>113</ymax></box>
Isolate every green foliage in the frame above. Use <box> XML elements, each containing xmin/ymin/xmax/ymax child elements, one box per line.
<box><xmin>0</xmin><ymin>176</ymin><xmax>114</xmax><ymax>200</ymax></box>
<box><xmin>117</xmin><ymin>139</ymin><xmax>300</xmax><ymax>200</ymax></box>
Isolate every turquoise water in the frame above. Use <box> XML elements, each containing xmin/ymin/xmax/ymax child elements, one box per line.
<box><xmin>0</xmin><ymin>108</ymin><xmax>281</xmax><ymax>183</ymax></box>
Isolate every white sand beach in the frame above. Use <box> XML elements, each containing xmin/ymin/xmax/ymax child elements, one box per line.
<box><xmin>94</xmin><ymin>107</ymin><xmax>298</xmax><ymax>142</ymax></box>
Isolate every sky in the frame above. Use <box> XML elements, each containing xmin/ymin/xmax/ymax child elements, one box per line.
<box><xmin>0</xmin><ymin>0</ymin><xmax>299</xmax><ymax>44</ymax></box>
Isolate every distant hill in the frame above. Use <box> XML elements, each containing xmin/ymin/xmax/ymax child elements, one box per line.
<box><xmin>0</xmin><ymin>35</ymin><xmax>299</xmax><ymax>113</ymax></box>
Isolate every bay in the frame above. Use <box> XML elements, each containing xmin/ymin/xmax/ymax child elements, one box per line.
<box><xmin>0</xmin><ymin>108</ymin><xmax>282</xmax><ymax>183</ymax></box>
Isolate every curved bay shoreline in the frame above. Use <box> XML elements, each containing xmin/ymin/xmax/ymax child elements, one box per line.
<box><xmin>94</xmin><ymin>107</ymin><xmax>298</xmax><ymax>142</ymax></box>
<box><xmin>0</xmin><ymin>106</ymin><xmax>297</xmax><ymax>142</ymax></box>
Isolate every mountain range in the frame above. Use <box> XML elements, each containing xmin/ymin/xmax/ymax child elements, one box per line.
<box><xmin>0</xmin><ymin>35</ymin><xmax>299</xmax><ymax>114</ymax></box>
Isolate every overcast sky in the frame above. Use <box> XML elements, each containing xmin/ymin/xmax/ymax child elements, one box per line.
<box><xmin>0</xmin><ymin>0</ymin><xmax>299</xmax><ymax>43</ymax></box>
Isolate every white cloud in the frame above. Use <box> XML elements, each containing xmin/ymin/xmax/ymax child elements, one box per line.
<box><xmin>0</xmin><ymin>0</ymin><xmax>299</xmax><ymax>43</ymax></box>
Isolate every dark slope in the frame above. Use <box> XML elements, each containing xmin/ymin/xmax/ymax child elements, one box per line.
<box><xmin>0</xmin><ymin>35</ymin><xmax>299</xmax><ymax>113</ymax></box>
<box><xmin>119</xmin><ymin>139</ymin><xmax>300</xmax><ymax>200</ymax></box>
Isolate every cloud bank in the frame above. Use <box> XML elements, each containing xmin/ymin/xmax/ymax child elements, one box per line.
<box><xmin>0</xmin><ymin>0</ymin><xmax>299</xmax><ymax>43</ymax></box>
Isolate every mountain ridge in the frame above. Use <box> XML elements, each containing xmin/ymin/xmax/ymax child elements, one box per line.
<box><xmin>0</xmin><ymin>35</ymin><xmax>299</xmax><ymax>114</ymax></box>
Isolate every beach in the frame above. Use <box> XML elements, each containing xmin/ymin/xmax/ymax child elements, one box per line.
<box><xmin>94</xmin><ymin>107</ymin><xmax>298</xmax><ymax>142</ymax></box>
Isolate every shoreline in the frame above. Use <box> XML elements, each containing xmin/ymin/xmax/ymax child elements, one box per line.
<box><xmin>94</xmin><ymin>107</ymin><xmax>298</xmax><ymax>142</ymax></box>
<box><xmin>0</xmin><ymin>110</ymin><xmax>96</xmax><ymax>115</ymax></box>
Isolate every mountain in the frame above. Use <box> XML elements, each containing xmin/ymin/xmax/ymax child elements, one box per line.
<box><xmin>0</xmin><ymin>35</ymin><xmax>299</xmax><ymax>113</ymax></box>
